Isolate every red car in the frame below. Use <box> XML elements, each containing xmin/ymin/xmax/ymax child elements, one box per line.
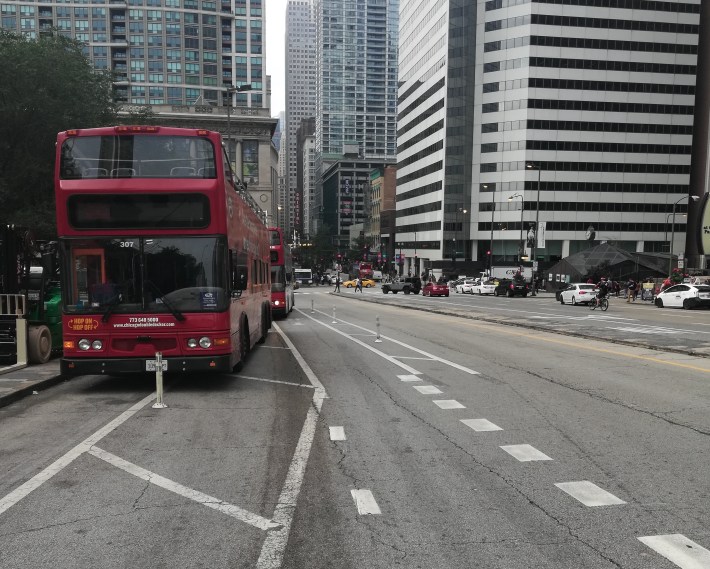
<box><xmin>422</xmin><ymin>282</ymin><xmax>450</xmax><ymax>297</ymax></box>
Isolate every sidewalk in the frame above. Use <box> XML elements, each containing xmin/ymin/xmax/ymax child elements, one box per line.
<box><xmin>0</xmin><ymin>359</ymin><xmax>63</xmax><ymax>409</ymax></box>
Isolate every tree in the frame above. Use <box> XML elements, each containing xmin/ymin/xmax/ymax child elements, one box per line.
<box><xmin>0</xmin><ymin>31</ymin><xmax>118</xmax><ymax>237</ymax></box>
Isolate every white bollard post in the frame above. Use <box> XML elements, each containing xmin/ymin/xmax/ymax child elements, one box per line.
<box><xmin>332</xmin><ymin>305</ymin><xmax>337</xmax><ymax>324</ymax></box>
<box><xmin>311</xmin><ymin>299</ymin><xmax>315</xmax><ymax>314</ymax></box>
<box><xmin>152</xmin><ymin>351</ymin><xmax>168</xmax><ymax>409</ymax></box>
<box><xmin>375</xmin><ymin>315</ymin><xmax>383</xmax><ymax>342</ymax></box>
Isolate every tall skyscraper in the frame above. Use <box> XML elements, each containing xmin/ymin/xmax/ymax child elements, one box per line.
<box><xmin>1</xmin><ymin>0</ymin><xmax>268</xmax><ymax>108</ymax></box>
<box><xmin>285</xmin><ymin>0</ymin><xmax>317</xmax><ymax>240</ymax></box>
<box><xmin>315</xmin><ymin>0</ymin><xmax>398</xmax><ymax>162</ymax></box>
<box><xmin>314</xmin><ymin>0</ymin><xmax>399</xmax><ymax>247</ymax></box>
<box><xmin>398</xmin><ymin>0</ymin><xmax>700</xmax><ymax>278</ymax></box>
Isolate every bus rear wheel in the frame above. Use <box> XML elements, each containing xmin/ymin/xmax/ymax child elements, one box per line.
<box><xmin>234</xmin><ymin>317</ymin><xmax>250</xmax><ymax>372</ymax></box>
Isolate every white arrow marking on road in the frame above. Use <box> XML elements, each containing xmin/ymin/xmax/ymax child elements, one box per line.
<box><xmin>500</xmin><ymin>444</ymin><xmax>552</xmax><ymax>462</ymax></box>
<box><xmin>638</xmin><ymin>534</ymin><xmax>710</xmax><ymax>569</ymax></box>
<box><xmin>351</xmin><ymin>489</ymin><xmax>381</xmax><ymax>515</ymax></box>
<box><xmin>555</xmin><ymin>481</ymin><xmax>626</xmax><ymax>506</ymax></box>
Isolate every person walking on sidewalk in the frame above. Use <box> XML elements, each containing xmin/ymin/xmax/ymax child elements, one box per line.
<box><xmin>334</xmin><ymin>275</ymin><xmax>341</xmax><ymax>293</ymax></box>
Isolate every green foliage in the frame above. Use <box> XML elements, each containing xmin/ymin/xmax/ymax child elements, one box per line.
<box><xmin>0</xmin><ymin>30</ymin><xmax>118</xmax><ymax>237</ymax></box>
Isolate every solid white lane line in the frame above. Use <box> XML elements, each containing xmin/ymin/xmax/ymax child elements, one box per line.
<box><xmin>555</xmin><ymin>481</ymin><xmax>626</xmax><ymax>507</ymax></box>
<box><xmin>500</xmin><ymin>444</ymin><xmax>553</xmax><ymax>462</ymax></box>
<box><xmin>461</xmin><ymin>418</ymin><xmax>503</xmax><ymax>432</ymax></box>
<box><xmin>0</xmin><ymin>392</ymin><xmax>156</xmax><ymax>517</ymax></box>
<box><xmin>413</xmin><ymin>385</ymin><xmax>443</xmax><ymax>395</ymax></box>
<box><xmin>235</xmin><ymin>375</ymin><xmax>316</xmax><ymax>389</ymax></box>
<box><xmin>256</xmin><ymin>322</ymin><xmax>328</xmax><ymax>569</ymax></box>
<box><xmin>89</xmin><ymin>447</ymin><xmax>278</xmax><ymax>530</ymax></box>
<box><xmin>329</xmin><ymin>426</ymin><xmax>346</xmax><ymax>441</ymax></box>
<box><xmin>300</xmin><ymin>308</ymin><xmax>478</xmax><ymax>375</ymax></box>
<box><xmin>638</xmin><ymin>534</ymin><xmax>710</xmax><ymax>569</ymax></box>
<box><xmin>433</xmin><ymin>400</ymin><xmax>466</xmax><ymax>410</ymax></box>
<box><xmin>397</xmin><ymin>374</ymin><xmax>422</xmax><ymax>382</ymax></box>
<box><xmin>350</xmin><ymin>489</ymin><xmax>382</xmax><ymax>515</ymax></box>
<box><xmin>295</xmin><ymin>309</ymin><xmax>420</xmax><ymax>375</ymax></box>
<box><xmin>260</xmin><ymin>346</ymin><xmax>291</xmax><ymax>349</ymax></box>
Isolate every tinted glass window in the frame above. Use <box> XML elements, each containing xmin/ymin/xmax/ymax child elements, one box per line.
<box><xmin>60</xmin><ymin>134</ymin><xmax>216</xmax><ymax>179</ymax></box>
<box><xmin>68</xmin><ymin>194</ymin><xmax>210</xmax><ymax>229</ymax></box>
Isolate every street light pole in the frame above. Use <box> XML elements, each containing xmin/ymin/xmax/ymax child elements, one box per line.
<box><xmin>526</xmin><ymin>162</ymin><xmax>541</xmax><ymax>296</ymax></box>
<box><xmin>484</xmin><ymin>184</ymin><xmax>494</xmax><ymax>275</ymax></box>
<box><xmin>224</xmin><ymin>83</ymin><xmax>253</xmax><ymax>169</ymax></box>
<box><xmin>668</xmin><ymin>195</ymin><xmax>699</xmax><ymax>276</ymax></box>
<box><xmin>508</xmin><ymin>193</ymin><xmax>524</xmax><ymax>265</ymax></box>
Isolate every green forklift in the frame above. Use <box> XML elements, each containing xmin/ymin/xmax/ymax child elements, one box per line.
<box><xmin>0</xmin><ymin>224</ymin><xmax>62</xmax><ymax>365</ymax></box>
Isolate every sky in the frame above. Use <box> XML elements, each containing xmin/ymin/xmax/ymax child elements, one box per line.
<box><xmin>266</xmin><ymin>0</ymin><xmax>288</xmax><ymax>118</ymax></box>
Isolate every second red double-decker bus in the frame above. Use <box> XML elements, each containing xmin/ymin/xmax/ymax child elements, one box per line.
<box><xmin>269</xmin><ymin>227</ymin><xmax>294</xmax><ymax>317</ymax></box>
<box><xmin>55</xmin><ymin>125</ymin><xmax>271</xmax><ymax>376</ymax></box>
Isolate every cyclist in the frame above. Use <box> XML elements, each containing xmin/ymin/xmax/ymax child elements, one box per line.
<box><xmin>593</xmin><ymin>277</ymin><xmax>609</xmax><ymax>308</ymax></box>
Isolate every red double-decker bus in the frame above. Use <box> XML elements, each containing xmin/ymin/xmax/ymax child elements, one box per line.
<box><xmin>55</xmin><ymin>125</ymin><xmax>271</xmax><ymax>376</ymax></box>
<box><xmin>269</xmin><ymin>227</ymin><xmax>294</xmax><ymax>317</ymax></box>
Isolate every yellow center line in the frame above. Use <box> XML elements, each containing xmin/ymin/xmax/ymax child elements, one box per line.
<box><xmin>418</xmin><ymin>312</ymin><xmax>710</xmax><ymax>374</ymax></box>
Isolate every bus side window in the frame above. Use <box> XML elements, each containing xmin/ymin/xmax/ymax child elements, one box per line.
<box><xmin>231</xmin><ymin>250</ymin><xmax>248</xmax><ymax>295</ymax></box>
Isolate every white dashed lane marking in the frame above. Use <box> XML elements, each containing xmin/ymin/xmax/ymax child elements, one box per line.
<box><xmin>433</xmin><ymin>400</ymin><xmax>466</xmax><ymax>410</ymax></box>
<box><xmin>329</xmin><ymin>426</ymin><xmax>346</xmax><ymax>441</ymax></box>
<box><xmin>460</xmin><ymin>418</ymin><xmax>503</xmax><ymax>432</ymax></box>
<box><xmin>398</xmin><ymin>374</ymin><xmax>422</xmax><ymax>382</ymax></box>
<box><xmin>638</xmin><ymin>534</ymin><xmax>710</xmax><ymax>569</ymax></box>
<box><xmin>413</xmin><ymin>385</ymin><xmax>443</xmax><ymax>395</ymax></box>
<box><xmin>500</xmin><ymin>444</ymin><xmax>553</xmax><ymax>462</ymax></box>
<box><xmin>350</xmin><ymin>489</ymin><xmax>381</xmax><ymax>515</ymax></box>
<box><xmin>554</xmin><ymin>481</ymin><xmax>626</xmax><ymax>507</ymax></box>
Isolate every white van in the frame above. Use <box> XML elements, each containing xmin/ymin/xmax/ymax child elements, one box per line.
<box><xmin>372</xmin><ymin>270</ymin><xmax>383</xmax><ymax>282</ymax></box>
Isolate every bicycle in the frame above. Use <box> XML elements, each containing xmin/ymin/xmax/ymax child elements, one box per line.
<box><xmin>589</xmin><ymin>295</ymin><xmax>609</xmax><ymax>311</ymax></box>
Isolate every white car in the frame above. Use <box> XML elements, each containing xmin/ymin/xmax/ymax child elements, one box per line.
<box><xmin>472</xmin><ymin>280</ymin><xmax>496</xmax><ymax>295</ymax></box>
<box><xmin>559</xmin><ymin>283</ymin><xmax>598</xmax><ymax>305</ymax></box>
<box><xmin>655</xmin><ymin>283</ymin><xmax>710</xmax><ymax>309</ymax></box>
<box><xmin>456</xmin><ymin>279</ymin><xmax>477</xmax><ymax>294</ymax></box>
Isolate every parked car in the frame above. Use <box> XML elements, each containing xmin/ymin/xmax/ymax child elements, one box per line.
<box><xmin>655</xmin><ymin>283</ymin><xmax>710</xmax><ymax>309</ymax></box>
<box><xmin>472</xmin><ymin>279</ymin><xmax>496</xmax><ymax>295</ymax></box>
<box><xmin>559</xmin><ymin>283</ymin><xmax>597</xmax><ymax>305</ymax></box>
<box><xmin>448</xmin><ymin>278</ymin><xmax>464</xmax><ymax>291</ymax></box>
<box><xmin>343</xmin><ymin>278</ymin><xmax>376</xmax><ymax>288</ymax></box>
<box><xmin>456</xmin><ymin>279</ymin><xmax>477</xmax><ymax>294</ymax></box>
<box><xmin>493</xmin><ymin>276</ymin><xmax>529</xmax><ymax>297</ymax></box>
<box><xmin>422</xmin><ymin>282</ymin><xmax>450</xmax><ymax>297</ymax></box>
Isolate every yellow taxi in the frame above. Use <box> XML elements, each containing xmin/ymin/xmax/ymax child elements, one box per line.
<box><xmin>343</xmin><ymin>278</ymin><xmax>376</xmax><ymax>288</ymax></box>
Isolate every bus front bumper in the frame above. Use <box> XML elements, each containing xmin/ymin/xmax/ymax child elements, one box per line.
<box><xmin>61</xmin><ymin>354</ymin><xmax>233</xmax><ymax>377</ymax></box>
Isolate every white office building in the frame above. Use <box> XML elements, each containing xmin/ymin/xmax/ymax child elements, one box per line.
<box><xmin>397</xmin><ymin>0</ymin><xmax>700</xmax><ymax>277</ymax></box>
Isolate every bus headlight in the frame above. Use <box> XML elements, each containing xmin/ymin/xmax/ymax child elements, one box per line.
<box><xmin>187</xmin><ymin>338</ymin><xmax>198</xmax><ymax>348</ymax></box>
<box><xmin>199</xmin><ymin>337</ymin><xmax>212</xmax><ymax>349</ymax></box>
<box><xmin>274</xmin><ymin>300</ymin><xmax>281</xmax><ymax>306</ymax></box>
<box><xmin>91</xmin><ymin>340</ymin><xmax>103</xmax><ymax>350</ymax></box>
<box><xmin>78</xmin><ymin>339</ymin><xmax>91</xmax><ymax>351</ymax></box>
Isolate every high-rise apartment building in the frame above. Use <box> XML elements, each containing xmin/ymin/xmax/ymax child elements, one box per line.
<box><xmin>285</xmin><ymin>0</ymin><xmax>317</xmax><ymax>240</ymax></box>
<box><xmin>1</xmin><ymin>0</ymin><xmax>267</xmax><ymax>108</ymax></box>
<box><xmin>314</xmin><ymin>0</ymin><xmax>399</xmax><ymax>247</ymax></box>
<box><xmin>398</xmin><ymin>0</ymin><xmax>700</xmax><ymax>278</ymax></box>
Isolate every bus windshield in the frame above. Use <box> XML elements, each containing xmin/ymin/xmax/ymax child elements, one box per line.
<box><xmin>60</xmin><ymin>134</ymin><xmax>217</xmax><ymax>179</ymax></box>
<box><xmin>62</xmin><ymin>236</ymin><xmax>228</xmax><ymax>315</ymax></box>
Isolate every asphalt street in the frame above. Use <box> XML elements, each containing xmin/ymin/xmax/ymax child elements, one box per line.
<box><xmin>0</xmin><ymin>287</ymin><xmax>709</xmax><ymax>568</ymax></box>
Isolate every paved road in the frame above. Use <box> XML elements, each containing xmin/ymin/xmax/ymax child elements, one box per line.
<box><xmin>324</xmin><ymin>285</ymin><xmax>710</xmax><ymax>356</ymax></box>
<box><xmin>1</xmin><ymin>289</ymin><xmax>709</xmax><ymax>568</ymax></box>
